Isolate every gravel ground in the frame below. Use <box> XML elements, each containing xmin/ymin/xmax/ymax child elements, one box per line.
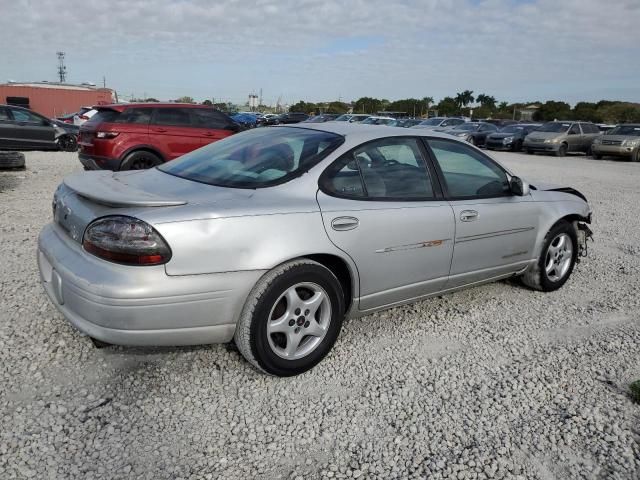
<box><xmin>1</xmin><ymin>150</ymin><xmax>639</xmax><ymax>480</ymax></box>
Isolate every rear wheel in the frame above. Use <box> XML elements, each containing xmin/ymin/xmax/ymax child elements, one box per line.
<box><xmin>514</xmin><ymin>140</ymin><xmax>523</xmax><ymax>152</ymax></box>
<box><xmin>235</xmin><ymin>259</ymin><xmax>344</xmax><ymax>376</ymax></box>
<box><xmin>56</xmin><ymin>135</ymin><xmax>78</xmax><ymax>152</ymax></box>
<box><xmin>555</xmin><ymin>143</ymin><xmax>568</xmax><ymax>157</ymax></box>
<box><xmin>526</xmin><ymin>148</ymin><xmax>534</xmax><ymax>155</ymax></box>
<box><xmin>521</xmin><ymin>221</ymin><xmax>577</xmax><ymax>292</ymax></box>
<box><xmin>632</xmin><ymin>149</ymin><xmax>640</xmax><ymax>162</ymax></box>
<box><xmin>120</xmin><ymin>150</ymin><xmax>162</xmax><ymax>170</ymax></box>
<box><xmin>592</xmin><ymin>152</ymin><xmax>602</xmax><ymax>160</ymax></box>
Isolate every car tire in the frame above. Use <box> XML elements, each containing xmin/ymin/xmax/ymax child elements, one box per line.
<box><xmin>526</xmin><ymin>148</ymin><xmax>533</xmax><ymax>155</ymax></box>
<box><xmin>632</xmin><ymin>149</ymin><xmax>640</xmax><ymax>162</ymax></box>
<box><xmin>120</xmin><ymin>150</ymin><xmax>162</xmax><ymax>170</ymax></box>
<box><xmin>521</xmin><ymin>221</ymin><xmax>578</xmax><ymax>292</ymax></box>
<box><xmin>0</xmin><ymin>151</ymin><xmax>26</xmax><ymax>169</ymax></box>
<box><xmin>234</xmin><ymin>259</ymin><xmax>345</xmax><ymax>376</ymax></box>
<box><xmin>56</xmin><ymin>135</ymin><xmax>78</xmax><ymax>152</ymax></box>
<box><xmin>592</xmin><ymin>152</ymin><xmax>602</xmax><ymax>160</ymax></box>
<box><xmin>556</xmin><ymin>143</ymin><xmax>568</xmax><ymax>157</ymax></box>
<box><xmin>514</xmin><ymin>140</ymin><xmax>523</xmax><ymax>152</ymax></box>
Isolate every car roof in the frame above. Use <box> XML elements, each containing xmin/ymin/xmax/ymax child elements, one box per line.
<box><xmin>96</xmin><ymin>103</ymin><xmax>219</xmax><ymax>112</ymax></box>
<box><xmin>280</xmin><ymin>121</ymin><xmax>459</xmax><ymax>142</ymax></box>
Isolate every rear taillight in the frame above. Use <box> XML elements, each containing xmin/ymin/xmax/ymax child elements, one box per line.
<box><xmin>82</xmin><ymin>216</ymin><xmax>171</xmax><ymax>266</ymax></box>
<box><xmin>79</xmin><ymin>115</ymin><xmax>89</xmax><ymax>120</ymax></box>
<box><xmin>95</xmin><ymin>131</ymin><xmax>119</xmax><ymax>139</ymax></box>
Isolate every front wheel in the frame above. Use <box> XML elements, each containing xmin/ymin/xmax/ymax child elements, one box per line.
<box><xmin>592</xmin><ymin>152</ymin><xmax>602</xmax><ymax>160</ymax></box>
<box><xmin>521</xmin><ymin>221</ymin><xmax>578</xmax><ymax>292</ymax></box>
<box><xmin>555</xmin><ymin>143</ymin><xmax>568</xmax><ymax>157</ymax></box>
<box><xmin>235</xmin><ymin>259</ymin><xmax>344</xmax><ymax>376</ymax></box>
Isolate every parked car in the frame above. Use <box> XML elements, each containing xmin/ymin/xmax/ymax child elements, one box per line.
<box><xmin>38</xmin><ymin>123</ymin><xmax>592</xmax><ymax>376</ymax></box>
<box><xmin>485</xmin><ymin>124</ymin><xmax>542</xmax><ymax>152</ymax></box>
<box><xmin>596</xmin><ymin>124</ymin><xmax>616</xmax><ymax>133</ymax></box>
<box><xmin>277</xmin><ymin>112</ymin><xmax>309</xmax><ymax>124</ymax></box>
<box><xmin>591</xmin><ymin>124</ymin><xmax>640</xmax><ymax>162</ymax></box>
<box><xmin>411</xmin><ymin>117</ymin><xmax>465</xmax><ymax>130</ymax></box>
<box><xmin>523</xmin><ymin>121</ymin><xmax>601</xmax><ymax>157</ymax></box>
<box><xmin>388</xmin><ymin>118</ymin><xmax>423</xmax><ymax>128</ymax></box>
<box><xmin>257</xmin><ymin>113</ymin><xmax>279</xmax><ymax>126</ymax></box>
<box><xmin>360</xmin><ymin>116</ymin><xmax>395</xmax><ymax>125</ymax></box>
<box><xmin>231</xmin><ymin>112</ymin><xmax>258</xmax><ymax>129</ymax></box>
<box><xmin>0</xmin><ymin>104</ymin><xmax>78</xmax><ymax>152</ymax></box>
<box><xmin>335</xmin><ymin>114</ymin><xmax>370</xmax><ymax>123</ymax></box>
<box><xmin>445</xmin><ymin>122</ymin><xmax>498</xmax><ymax>146</ymax></box>
<box><xmin>480</xmin><ymin>119</ymin><xmax>519</xmax><ymax>128</ymax></box>
<box><xmin>302</xmin><ymin>114</ymin><xmax>339</xmax><ymax>123</ymax></box>
<box><xmin>57</xmin><ymin>107</ymin><xmax>94</xmax><ymax>126</ymax></box>
<box><xmin>78</xmin><ymin>103</ymin><xmax>239</xmax><ymax>171</ymax></box>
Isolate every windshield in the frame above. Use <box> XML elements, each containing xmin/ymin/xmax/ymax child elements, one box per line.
<box><xmin>453</xmin><ymin>123</ymin><xmax>479</xmax><ymax>131</ymax></box>
<box><xmin>419</xmin><ymin>118</ymin><xmax>444</xmax><ymax>126</ymax></box>
<box><xmin>606</xmin><ymin>125</ymin><xmax>640</xmax><ymax>136</ymax></box>
<box><xmin>159</xmin><ymin>127</ymin><xmax>343</xmax><ymax>188</ymax></box>
<box><xmin>499</xmin><ymin>125</ymin><xmax>524</xmax><ymax>133</ymax></box>
<box><xmin>361</xmin><ymin>117</ymin><xmax>378</xmax><ymax>124</ymax></box>
<box><xmin>335</xmin><ymin>114</ymin><xmax>350</xmax><ymax>121</ymax></box>
<box><xmin>538</xmin><ymin>122</ymin><xmax>571</xmax><ymax>133</ymax></box>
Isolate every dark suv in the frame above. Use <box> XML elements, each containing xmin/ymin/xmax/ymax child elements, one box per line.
<box><xmin>276</xmin><ymin>112</ymin><xmax>309</xmax><ymax>124</ymax></box>
<box><xmin>78</xmin><ymin>103</ymin><xmax>239</xmax><ymax>170</ymax></box>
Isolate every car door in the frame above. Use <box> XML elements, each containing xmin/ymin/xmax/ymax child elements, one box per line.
<box><xmin>565</xmin><ymin>123</ymin><xmax>582</xmax><ymax>152</ymax></box>
<box><xmin>149</xmin><ymin>107</ymin><xmax>202</xmax><ymax>160</ymax></box>
<box><xmin>7</xmin><ymin>107</ymin><xmax>56</xmax><ymax>150</ymax></box>
<box><xmin>316</xmin><ymin>136</ymin><xmax>455</xmax><ymax>311</ymax></box>
<box><xmin>425</xmin><ymin>138</ymin><xmax>540</xmax><ymax>289</ymax></box>
<box><xmin>190</xmin><ymin>109</ymin><xmax>236</xmax><ymax>147</ymax></box>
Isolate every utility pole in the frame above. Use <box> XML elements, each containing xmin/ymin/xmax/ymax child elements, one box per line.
<box><xmin>56</xmin><ymin>52</ymin><xmax>67</xmax><ymax>83</ymax></box>
<box><xmin>103</xmin><ymin>76</ymin><xmax>106</xmax><ymax>88</ymax></box>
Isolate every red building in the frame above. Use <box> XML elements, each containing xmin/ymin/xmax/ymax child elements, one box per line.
<box><xmin>0</xmin><ymin>82</ymin><xmax>116</xmax><ymax>118</ymax></box>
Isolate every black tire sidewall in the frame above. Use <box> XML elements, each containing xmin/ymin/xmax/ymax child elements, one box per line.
<box><xmin>120</xmin><ymin>151</ymin><xmax>162</xmax><ymax>170</ymax></box>
<box><xmin>538</xmin><ymin>222</ymin><xmax>578</xmax><ymax>291</ymax></box>
<box><xmin>250</xmin><ymin>264</ymin><xmax>344</xmax><ymax>376</ymax></box>
<box><xmin>557</xmin><ymin>144</ymin><xmax>567</xmax><ymax>157</ymax></box>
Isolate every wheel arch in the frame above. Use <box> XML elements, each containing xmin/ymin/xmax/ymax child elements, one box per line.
<box><xmin>119</xmin><ymin>145</ymin><xmax>166</xmax><ymax>168</ymax></box>
<box><xmin>304</xmin><ymin>253</ymin><xmax>356</xmax><ymax>314</ymax></box>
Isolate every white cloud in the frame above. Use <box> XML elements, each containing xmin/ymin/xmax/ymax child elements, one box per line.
<box><xmin>0</xmin><ymin>0</ymin><xmax>638</xmax><ymax>103</ymax></box>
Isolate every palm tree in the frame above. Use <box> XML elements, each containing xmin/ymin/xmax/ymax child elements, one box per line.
<box><xmin>476</xmin><ymin>94</ymin><xmax>496</xmax><ymax>109</ymax></box>
<box><xmin>455</xmin><ymin>90</ymin><xmax>474</xmax><ymax>108</ymax></box>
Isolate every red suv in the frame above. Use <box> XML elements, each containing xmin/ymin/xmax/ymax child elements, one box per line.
<box><xmin>78</xmin><ymin>103</ymin><xmax>239</xmax><ymax>170</ymax></box>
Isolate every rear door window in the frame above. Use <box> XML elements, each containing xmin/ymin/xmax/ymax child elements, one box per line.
<box><xmin>114</xmin><ymin>107</ymin><xmax>153</xmax><ymax>124</ymax></box>
<box><xmin>152</xmin><ymin>108</ymin><xmax>194</xmax><ymax>127</ymax></box>
<box><xmin>0</xmin><ymin>107</ymin><xmax>10</xmax><ymax>121</ymax></box>
<box><xmin>84</xmin><ymin>110</ymin><xmax>121</xmax><ymax>126</ymax></box>
<box><xmin>191</xmin><ymin>109</ymin><xmax>231</xmax><ymax>129</ymax></box>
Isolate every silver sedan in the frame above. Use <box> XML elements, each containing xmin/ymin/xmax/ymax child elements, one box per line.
<box><xmin>38</xmin><ymin>123</ymin><xmax>593</xmax><ymax>376</ymax></box>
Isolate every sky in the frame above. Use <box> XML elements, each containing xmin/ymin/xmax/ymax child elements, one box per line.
<box><xmin>0</xmin><ymin>0</ymin><xmax>638</xmax><ymax>106</ymax></box>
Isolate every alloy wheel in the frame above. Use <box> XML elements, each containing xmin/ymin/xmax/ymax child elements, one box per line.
<box><xmin>266</xmin><ymin>282</ymin><xmax>332</xmax><ymax>360</ymax></box>
<box><xmin>545</xmin><ymin>233</ymin><xmax>573</xmax><ymax>282</ymax></box>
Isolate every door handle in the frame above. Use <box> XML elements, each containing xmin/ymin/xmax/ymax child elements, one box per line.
<box><xmin>152</xmin><ymin>128</ymin><xmax>168</xmax><ymax>133</ymax></box>
<box><xmin>460</xmin><ymin>210</ymin><xmax>478</xmax><ymax>222</ymax></box>
<box><xmin>331</xmin><ymin>216</ymin><xmax>359</xmax><ymax>231</ymax></box>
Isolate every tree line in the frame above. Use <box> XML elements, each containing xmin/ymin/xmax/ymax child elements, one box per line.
<box><xmin>289</xmin><ymin>91</ymin><xmax>640</xmax><ymax>124</ymax></box>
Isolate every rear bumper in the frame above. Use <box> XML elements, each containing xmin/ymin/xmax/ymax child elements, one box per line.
<box><xmin>37</xmin><ymin>223</ymin><xmax>265</xmax><ymax>346</ymax></box>
<box><xmin>79</xmin><ymin>153</ymin><xmax>121</xmax><ymax>171</ymax></box>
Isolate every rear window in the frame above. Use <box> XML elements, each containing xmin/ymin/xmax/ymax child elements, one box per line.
<box><xmin>159</xmin><ymin>127</ymin><xmax>344</xmax><ymax>188</ymax></box>
<box><xmin>84</xmin><ymin>110</ymin><xmax>120</xmax><ymax>126</ymax></box>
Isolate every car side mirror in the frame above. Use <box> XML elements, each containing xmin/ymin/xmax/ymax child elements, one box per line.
<box><xmin>510</xmin><ymin>176</ymin><xmax>529</xmax><ymax>196</ymax></box>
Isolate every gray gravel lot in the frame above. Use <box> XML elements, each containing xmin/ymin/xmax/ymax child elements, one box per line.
<box><xmin>1</xmin><ymin>150</ymin><xmax>639</xmax><ymax>480</ymax></box>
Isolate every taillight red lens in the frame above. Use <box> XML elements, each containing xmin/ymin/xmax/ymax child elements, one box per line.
<box><xmin>82</xmin><ymin>216</ymin><xmax>171</xmax><ymax>266</ymax></box>
<box><xmin>95</xmin><ymin>131</ymin><xmax>119</xmax><ymax>139</ymax></box>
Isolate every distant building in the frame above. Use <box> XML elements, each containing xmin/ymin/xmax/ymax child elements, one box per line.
<box><xmin>0</xmin><ymin>81</ymin><xmax>115</xmax><ymax>117</ymax></box>
<box><xmin>519</xmin><ymin>104</ymin><xmax>540</xmax><ymax>121</ymax></box>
